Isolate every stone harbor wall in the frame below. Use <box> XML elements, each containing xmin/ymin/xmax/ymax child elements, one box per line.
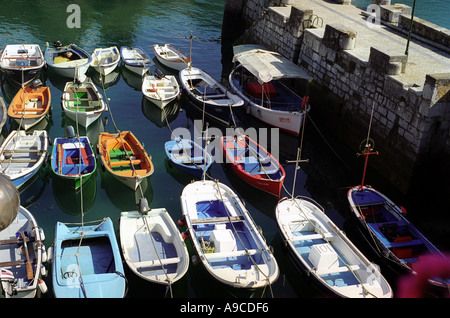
<box><xmin>229</xmin><ymin>0</ymin><xmax>450</xmax><ymax>193</ymax></box>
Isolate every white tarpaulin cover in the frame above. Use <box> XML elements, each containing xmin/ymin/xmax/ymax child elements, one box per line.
<box><xmin>232</xmin><ymin>44</ymin><xmax>312</xmax><ymax>83</ymax></box>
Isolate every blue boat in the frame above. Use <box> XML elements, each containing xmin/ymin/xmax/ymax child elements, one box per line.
<box><xmin>347</xmin><ymin>137</ymin><xmax>450</xmax><ymax>291</ymax></box>
<box><xmin>165</xmin><ymin>137</ymin><xmax>212</xmax><ymax>179</ymax></box>
<box><xmin>348</xmin><ymin>185</ymin><xmax>450</xmax><ymax>291</ymax></box>
<box><xmin>50</xmin><ymin>133</ymin><xmax>97</xmax><ymax>190</ymax></box>
<box><xmin>50</xmin><ymin>217</ymin><xmax>126</xmax><ymax>298</ymax></box>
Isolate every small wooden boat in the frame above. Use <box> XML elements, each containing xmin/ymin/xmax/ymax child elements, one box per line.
<box><xmin>0</xmin><ymin>97</ymin><xmax>7</xmax><ymax>131</ymax></box>
<box><xmin>0</xmin><ymin>130</ymin><xmax>48</xmax><ymax>189</ymax></box>
<box><xmin>91</xmin><ymin>46</ymin><xmax>120</xmax><ymax>76</ymax></box>
<box><xmin>61</xmin><ymin>78</ymin><xmax>107</xmax><ymax>128</ymax></box>
<box><xmin>153</xmin><ymin>44</ymin><xmax>191</xmax><ymax>71</ymax></box>
<box><xmin>179</xmin><ymin>66</ymin><xmax>244</xmax><ymax>126</ymax></box>
<box><xmin>348</xmin><ymin>185</ymin><xmax>450</xmax><ymax>290</ymax></box>
<box><xmin>120</xmin><ymin>46</ymin><xmax>152</xmax><ymax>76</ymax></box>
<box><xmin>8</xmin><ymin>81</ymin><xmax>51</xmax><ymax>130</ymax></box>
<box><xmin>98</xmin><ymin>130</ymin><xmax>154</xmax><ymax>191</ymax></box>
<box><xmin>50</xmin><ymin>217</ymin><xmax>126</xmax><ymax>298</ymax></box>
<box><xmin>165</xmin><ymin>137</ymin><xmax>212</xmax><ymax>179</ymax></box>
<box><xmin>120</xmin><ymin>199</ymin><xmax>189</xmax><ymax>286</ymax></box>
<box><xmin>180</xmin><ymin>179</ymin><xmax>279</xmax><ymax>289</ymax></box>
<box><xmin>142</xmin><ymin>69</ymin><xmax>180</xmax><ymax>109</ymax></box>
<box><xmin>44</xmin><ymin>41</ymin><xmax>92</xmax><ymax>80</ymax></box>
<box><xmin>0</xmin><ymin>175</ymin><xmax>47</xmax><ymax>298</ymax></box>
<box><xmin>221</xmin><ymin>134</ymin><xmax>285</xmax><ymax>198</ymax></box>
<box><xmin>348</xmin><ymin>133</ymin><xmax>450</xmax><ymax>291</ymax></box>
<box><xmin>50</xmin><ymin>129</ymin><xmax>97</xmax><ymax>190</ymax></box>
<box><xmin>276</xmin><ymin>196</ymin><xmax>393</xmax><ymax>298</ymax></box>
<box><xmin>229</xmin><ymin>45</ymin><xmax>312</xmax><ymax>135</ymax></box>
<box><xmin>0</xmin><ymin>44</ymin><xmax>45</xmax><ymax>85</ymax></box>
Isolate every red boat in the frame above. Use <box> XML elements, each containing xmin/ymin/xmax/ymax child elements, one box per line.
<box><xmin>221</xmin><ymin>135</ymin><xmax>285</xmax><ymax>198</ymax></box>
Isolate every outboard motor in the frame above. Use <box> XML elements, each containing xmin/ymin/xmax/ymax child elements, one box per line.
<box><xmin>65</xmin><ymin>125</ymin><xmax>76</xmax><ymax>139</ymax></box>
<box><xmin>138</xmin><ymin>197</ymin><xmax>150</xmax><ymax>214</ymax></box>
<box><xmin>53</xmin><ymin>40</ymin><xmax>63</xmax><ymax>50</ymax></box>
<box><xmin>0</xmin><ymin>269</ymin><xmax>16</xmax><ymax>298</ymax></box>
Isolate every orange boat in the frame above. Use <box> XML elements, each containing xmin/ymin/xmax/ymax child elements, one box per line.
<box><xmin>8</xmin><ymin>83</ymin><xmax>51</xmax><ymax>130</ymax></box>
<box><xmin>98</xmin><ymin>131</ymin><xmax>154</xmax><ymax>191</ymax></box>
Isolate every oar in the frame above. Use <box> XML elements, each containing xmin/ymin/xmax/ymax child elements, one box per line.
<box><xmin>57</xmin><ymin>143</ymin><xmax>63</xmax><ymax>174</ymax></box>
<box><xmin>21</xmin><ymin>232</ymin><xmax>33</xmax><ymax>280</ymax></box>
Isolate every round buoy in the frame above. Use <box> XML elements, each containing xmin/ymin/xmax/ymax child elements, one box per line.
<box><xmin>191</xmin><ymin>255</ymin><xmax>200</xmax><ymax>266</ymax></box>
<box><xmin>181</xmin><ymin>231</ymin><xmax>189</xmax><ymax>240</ymax></box>
<box><xmin>177</xmin><ymin>218</ymin><xmax>186</xmax><ymax>227</ymax></box>
<box><xmin>0</xmin><ymin>175</ymin><xmax>20</xmax><ymax>231</ymax></box>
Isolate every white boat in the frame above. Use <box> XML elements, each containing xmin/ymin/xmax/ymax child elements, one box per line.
<box><xmin>120</xmin><ymin>46</ymin><xmax>152</xmax><ymax>76</ymax></box>
<box><xmin>119</xmin><ymin>199</ymin><xmax>189</xmax><ymax>286</ymax></box>
<box><xmin>0</xmin><ymin>174</ymin><xmax>47</xmax><ymax>298</ymax></box>
<box><xmin>0</xmin><ymin>44</ymin><xmax>45</xmax><ymax>85</ymax></box>
<box><xmin>276</xmin><ymin>196</ymin><xmax>393</xmax><ymax>298</ymax></box>
<box><xmin>0</xmin><ymin>130</ymin><xmax>48</xmax><ymax>189</ymax></box>
<box><xmin>61</xmin><ymin>78</ymin><xmax>107</xmax><ymax>128</ymax></box>
<box><xmin>142</xmin><ymin>69</ymin><xmax>180</xmax><ymax>109</ymax></box>
<box><xmin>180</xmin><ymin>179</ymin><xmax>279</xmax><ymax>289</ymax></box>
<box><xmin>91</xmin><ymin>46</ymin><xmax>120</xmax><ymax>76</ymax></box>
<box><xmin>229</xmin><ymin>44</ymin><xmax>312</xmax><ymax>135</ymax></box>
<box><xmin>153</xmin><ymin>44</ymin><xmax>191</xmax><ymax>71</ymax></box>
<box><xmin>179</xmin><ymin>66</ymin><xmax>244</xmax><ymax>126</ymax></box>
<box><xmin>44</xmin><ymin>41</ymin><xmax>92</xmax><ymax>80</ymax></box>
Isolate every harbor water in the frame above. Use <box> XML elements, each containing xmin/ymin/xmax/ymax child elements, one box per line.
<box><xmin>0</xmin><ymin>0</ymin><xmax>449</xmax><ymax>299</ymax></box>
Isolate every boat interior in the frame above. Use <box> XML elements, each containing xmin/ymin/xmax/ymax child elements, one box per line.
<box><xmin>129</xmin><ymin>223</ymin><xmax>179</xmax><ymax>276</ymax></box>
<box><xmin>351</xmin><ymin>190</ymin><xmax>428</xmax><ymax>262</ymax></box>
<box><xmin>224</xmin><ymin>137</ymin><xmax>281</xmax><ymax>177</ymax></box>
<box><xmin>192</xmin><ymin>199</ymin><xmax>266</xmax><ymax>269</ymax></box>
<box><xmin>232</xmin><ymin>67</ymin><xmax>303</xmax><ymax>111</ymax></box>
<box><xmin>56</xmin><ymin>140</ymin><xmax>94</xmax><ymax>176</ymax></box>
<box><xmin>58</xmin><ymin>236</ymin><xmax>116</xmax><ymax>280</ymax></box>
<box><xmin>286</xmin><ymin>218</ymin><xmax>363</xmax><ymax>288</ymax></box>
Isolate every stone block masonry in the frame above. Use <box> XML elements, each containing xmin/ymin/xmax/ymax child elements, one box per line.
<box><xmin>233</xmin><ymin>0</ymin><xmax>450</xmax><ymax>193</ymax></box>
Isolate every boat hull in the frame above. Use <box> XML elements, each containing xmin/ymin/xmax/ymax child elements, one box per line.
<box><xmin>119</xmin><ymin>209</ymin><xmax>189</xmax><ymax>285</ymax></box>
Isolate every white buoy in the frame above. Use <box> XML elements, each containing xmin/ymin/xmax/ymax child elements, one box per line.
<box><xmin>38</xmin><ymin>279</ymin><xmax>48</xmax><ymax>294</ymax></box>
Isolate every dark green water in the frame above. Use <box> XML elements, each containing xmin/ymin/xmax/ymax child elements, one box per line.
<box><xmin>1</xmin><ymin>0</ymin><xmax>448</xmax><ymax>300</ymax></box>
